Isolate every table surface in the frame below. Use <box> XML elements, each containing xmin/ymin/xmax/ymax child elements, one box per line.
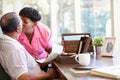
<box><xmin>53</xmin><ymin>54</ymin><xmax>120</xmax><ymax>80</ymax></box>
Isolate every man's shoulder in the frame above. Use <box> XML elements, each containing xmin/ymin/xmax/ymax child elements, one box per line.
<box><xmin>0</xmin><ymin>35</ymin><xmax>23</xmax><ymax>50</ymax></box>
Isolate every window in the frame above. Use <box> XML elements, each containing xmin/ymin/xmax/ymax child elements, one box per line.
<box><xmin>1</xmin><ymin>0</ymin><xmax>112</xmax><ymax>39</ymax></box>
<box><xmin>79</xmin><ymin>0</ymin><xmax>111</xmax><ymax>38</ymax></box>
<box><xmin>50</xmin><ymin>0</ymin><xmax>112</xmax><ymax>43</ymax></box>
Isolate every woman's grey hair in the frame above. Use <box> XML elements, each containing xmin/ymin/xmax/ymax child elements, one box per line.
<box><xmin>0</xmin><ymin>12</ymin><xmax>21</xmax><ymax>33</ymax></box>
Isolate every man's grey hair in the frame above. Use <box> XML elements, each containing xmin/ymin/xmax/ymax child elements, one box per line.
<box><xmin>0</xmin><ymin>12</ymin><xmax>22</xmax><ymax>33</ymax></box>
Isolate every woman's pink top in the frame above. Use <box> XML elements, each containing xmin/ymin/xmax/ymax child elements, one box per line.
<box><xmin>18</xmin><ymin>22</ymin><xmax>53</xmax><ymax>59</ymax></box>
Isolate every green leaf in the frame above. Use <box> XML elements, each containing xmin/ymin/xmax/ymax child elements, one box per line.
<box><xmin>93</xmin><ymin>37</ymin><xmax>103</xmax><ymax>46</ymax></box>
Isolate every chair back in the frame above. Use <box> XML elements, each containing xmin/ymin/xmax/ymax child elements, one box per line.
<box><xmin>0</xmin><ymin>64</ymin><xmax>11</xmax><ymax>80</ymax></box>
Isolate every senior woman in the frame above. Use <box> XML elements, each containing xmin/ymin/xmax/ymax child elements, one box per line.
<box><xmin>18</xmin><ymin>7</ymin><xmax>53</xmax><ymax>60</ymax></box>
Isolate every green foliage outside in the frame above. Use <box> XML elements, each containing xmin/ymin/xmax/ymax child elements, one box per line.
<box><xmin>81</xmin><ymin>10</ymin><xmax>110</xmax><ymax>38</ymax></box>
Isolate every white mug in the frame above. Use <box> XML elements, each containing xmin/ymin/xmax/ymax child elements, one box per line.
<box><xmin>75</xmin><ymin>53</ymin><xmax>90</xmax><ymax>66</ymax></box>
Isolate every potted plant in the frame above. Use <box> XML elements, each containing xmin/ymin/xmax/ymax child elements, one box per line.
<box><xmin>93</xmin><ymin>37</ymin><xmax>103</xmax><ymax>46</ymax></box>
<box><xmin>93</xmin><ymin>37</ymin><xmax>103</xmax><ymax>55</ymax></box>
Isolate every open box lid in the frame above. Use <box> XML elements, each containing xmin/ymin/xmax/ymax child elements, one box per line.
<box><xmin>61</xmin><ymin>33</ymin><xmax>94</xmax><ymax>54</ymax></box>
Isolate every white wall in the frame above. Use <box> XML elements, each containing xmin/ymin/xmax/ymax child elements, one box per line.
<box><xmin>113</xmin><ymin>0</ymin><xmax>120</xmax><ymax>54</ymax></box>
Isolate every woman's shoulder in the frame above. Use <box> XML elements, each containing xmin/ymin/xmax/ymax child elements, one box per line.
<box><xmin>37</xmin><ymin>22</ymin><xmax>49</xmax><ymax>28</ymax></box>
<box><xmin>36</xmin><ymin>22</ymin><xmax>51</xmax><ymax>32</ymax></box>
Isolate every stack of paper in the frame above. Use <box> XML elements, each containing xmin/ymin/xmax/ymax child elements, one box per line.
<box><xmin>70</xmin><ymin>66</ymin><xmax>92</xmax><ymax>75</ymax></box>
<box><xmin>90</xmin><ymin>66</ymin><xmax>120</xmax><ymax>79</ymax></box>
<box><xmin>36</xmin><ymin>43</ymin><xmax>63</xmax><ymax>63</ymax></box>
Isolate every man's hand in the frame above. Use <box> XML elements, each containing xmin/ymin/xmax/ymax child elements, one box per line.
<box><xmin>38</xmin><ymin>62</ymin><xmax>50</xmax><ymax>71</ymax></box>
<box><xmin>46</xmin><ymin>68</ymin><xmax>58</xmax><ymax>79</ymax></box>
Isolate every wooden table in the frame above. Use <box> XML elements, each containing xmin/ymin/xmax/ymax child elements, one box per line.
<box><xmin>52</xmin><ymin>54</ymin><xmax>119</xmax><ymax>80</ymax></box>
